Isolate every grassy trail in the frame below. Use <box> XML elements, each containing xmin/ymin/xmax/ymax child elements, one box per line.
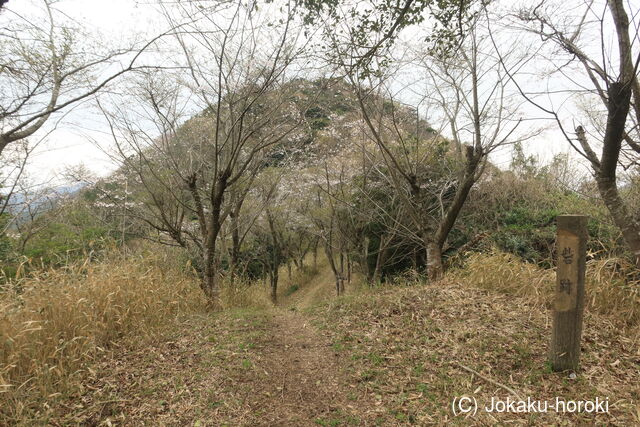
<box><xmin>282</xmin><ymin>263</ymin><xmax>341</xmax><ymax>311</ymax></box>
<box><xmin>69</xmin><ymin>272</ymin><xmax>376</xmax><ymax>426</ymax></box>
<box><xmin>56</xmin><ymin>263</ymin><xmax>638</xmax><ymax>426</ymax></box>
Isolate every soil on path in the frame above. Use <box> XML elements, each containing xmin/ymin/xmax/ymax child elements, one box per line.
<box><xmin>246</xmin><ymin>311</ymin><xmax>366</xmax><ymax>426</ymax></box>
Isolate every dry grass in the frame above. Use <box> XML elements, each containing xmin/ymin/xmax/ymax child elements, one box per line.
<box><xmin>450</xmin><ymin>249</ymin><xmax>640</xmax><ymax>330</ymax></box>
<box><xmin>219</xmin><ymin>277</ymin><xmax>272</xmax><ymax>310</ymax></box>
<box><xmin>585</xmin><ymin>257</ymin><xmax>640</xmax><ymax>326</ymax></box>
<box><xmin>4</xmin><ymin>246</ymin><xmax>638</xmax><ymax>424</ymax></box>
<box><xmin>0</xmin><ymin>248</ymin><xmax>208</xmax><ymax>423</ymax></box>
<box><xmin>0</xmin><ymin>243</ymin><xmax>277</xmax><ymax>424</ymax></box>
<box><xmin>307</xmin><ymin>277</ymin><xmax>640</xmax><ymax>425</ymax></box>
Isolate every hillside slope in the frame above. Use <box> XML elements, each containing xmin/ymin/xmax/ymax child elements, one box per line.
<box><xmin>33</xmin><ymin>262</ymin><xmax>639</xmax><ymax>426</ymax></box>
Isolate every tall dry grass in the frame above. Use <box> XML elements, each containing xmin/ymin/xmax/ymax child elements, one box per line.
<box><xmin>219</xmin><ymin>277</ymin><xmax>272</xmax><ymax>309</ymax></box>
<box><xmin>0</xmin><ymin>249</ymin><xmax>206</xmax><ymax>422</ymax></box>
<box><xmin>450</xmin><ymin>249</ymin><xmax>640</xmax><ymax>328</ymax></box>
<box><xmin>0</xmin><ymin>243</ymin><xmax>276</xmax><ymax>423</ymax></box>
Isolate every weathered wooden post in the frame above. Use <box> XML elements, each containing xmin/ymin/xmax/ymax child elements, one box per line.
<box><xmin>549</xmin><ymin>215</ymin><xmax>588</xmax><ymax>372</ymax></box>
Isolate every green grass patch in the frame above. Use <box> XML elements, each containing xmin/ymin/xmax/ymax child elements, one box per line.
<box><xmin>284</xmin><ymin>284</ymin><xmax>300</xmax><ymax>296</ymax></box>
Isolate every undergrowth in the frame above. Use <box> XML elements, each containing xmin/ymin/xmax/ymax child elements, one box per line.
<box><xmin>450</xmin><ymin>249</ymin><xmax>640</xmax><ymax>329</ymax></box>
<box><xmin>303</xmin><ymin>249</ymin><xmax>640</xmax><ymax>424</ymax></box>
<box><xmin>0</xmin><ymin>247</ymin><xmax>268</xmax><ymax>424</ymax></box>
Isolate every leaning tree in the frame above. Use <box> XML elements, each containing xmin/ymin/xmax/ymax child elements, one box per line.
<box><xmin>506</xmin><ymin>0</ymin><xmax>640</xmax><ymax>265</ymax></box>
<box><xmin>0</xmin><ymin>0</ymin><xmax>165</xmax><ymax>157</ymax></box>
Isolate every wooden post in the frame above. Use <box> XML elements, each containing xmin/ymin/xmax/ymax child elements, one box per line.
<box><xmin>549</xmin><ymin>215</ymin><xmax>588</xmax><ymax>372</ymax></box>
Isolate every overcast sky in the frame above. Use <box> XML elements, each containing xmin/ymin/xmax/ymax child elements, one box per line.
<box><xmin>3</xmin><ymin>0</ymin><xmax>163</xmax><ymax>185</ymax></box>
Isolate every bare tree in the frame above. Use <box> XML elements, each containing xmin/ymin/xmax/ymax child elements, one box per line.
<box><xmin>254</xmin><ymin>173</ymin><xmax>287</xmax><ymax>303</ymax></box>
<box><xmin>0</xmin><ymin>141</ymin><xmax>31</xmax><ymax>218</ymax></box>
<box><xmin>0</xmin><ymin>0</ymin><xmax>164</xmax><ymax>158</ymax></box>
<box><xmin>9</xmin><ymin>180</ymin><xmax>65</xmax><ymax>254</ymax></box>
<box><xmin>101</xmin><ymin>0</ymin><xmax>307</xmax><ymax>306</ymax></box>
<box><xmin>314</xmin><ymin>163</ymin><xmax>349</xmax><ymax>295</ymax></box>
<box><xmin>506</xmin><ymin>0</ymin><xmax>640</xmax><ymax>265</ymax></box>
<box><xmin>345</xmin><ymin>9</ymin><xmax>529</xmax><ymax>280</ymax></box>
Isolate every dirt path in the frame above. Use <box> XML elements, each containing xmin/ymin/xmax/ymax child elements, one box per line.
<box><xmin>283</xmin><ymin>263</ymin><xmax>362</xmax><ymax>311</ymax></box>
<box><xmin>282</xmin><ymin>266</ymin><xmax>336</xmax><ymax>311</ymax></box>
<box><xmin>77</xmin><ymin>307</ymin><xmax>375</xmax><ymax>426</ymax></box>
<box><xmin>243</xmin><ymin>311</ymin><xmax>361</xmax><ymax>425</ymax></box>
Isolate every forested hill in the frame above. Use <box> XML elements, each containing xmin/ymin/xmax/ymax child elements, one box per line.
<box><xmin>2</xmin><ymin>0</ymin><xmax>640</xmax><ymax>422</ymax></box>
<box><xmin>23</xmin><ymin>77</ymin><xmax>621</xmax><ymax>286</ymax></box>
<box><xmin>3</xmin><ymin>76</ymin><xmax>625</xmax><ymax>287</ymax></box>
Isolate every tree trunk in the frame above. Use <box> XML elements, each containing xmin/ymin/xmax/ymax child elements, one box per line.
<box><xmin>595</xmin><ymin>75</ymin><xmax>639</xmax><ymax>265</ymax></box>
<box><xmin>597</xmin><ymin>175</ymin><xmax>640</xmax><ymax>265</ymax></box>
<box><xmin>426</xmin><ymin>241</ymin><xmax>444</xmax><ymax>281</ymax></box>
<box><xmin>372</xmin><ymin>234</ymin><xmax>388</xmax><ymax>284</ymax></box>
<box><xmin>313</xmin><ymin>244</ymin><xmax>318</xmax><ymax>270</ymax></box>
<box><xmin>323</xmin><ymin>243</ymin><xmax>342</xmax><ymax>296</ymax></box>
<box><xmin>190</xmin><ymin>171</ymin><xmax>227</xmax><ymax>308</ymax></box>
<box><xmin>426</xmin><ymin>146</ymin><xmax>483</xmax><ymax>280</ymax></box>
<box><xmin>266</xmin><ymin>209</ymin><xmax>281</xmax><ymax>303</ymax></box>
<box><xmin>270</xmin><ymin>267</ymin><xmax>278</xmax><ymax>304</ymax></box>
<box><xmin>361</xmin><ymin>236</ymin><xmax>370</xmax><ymax>281</ymax></box>
<box><xmin>202</xmin><ymin>245</ymin><xmax>220</xmax><ymax>307</ymax></box>
<box><xmin>230</xmin><ymin>211</ymin><xmax>240</xmax><ymax>272</ymax></box>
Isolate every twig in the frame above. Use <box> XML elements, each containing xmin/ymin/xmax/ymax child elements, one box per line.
<box><xmin>97</xmin><ymin>399</ymin><xmax>132</xmax><ymax>404</ymax></box>
<box><xmin>280</xmin><ymin>371</ymin><xmax>287</xmax><ymax>399</ymax></box>
<box><xmin>453</xmin><ymin>362</ymin><xmax>522</xmax><ymax>400</ymax></box>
